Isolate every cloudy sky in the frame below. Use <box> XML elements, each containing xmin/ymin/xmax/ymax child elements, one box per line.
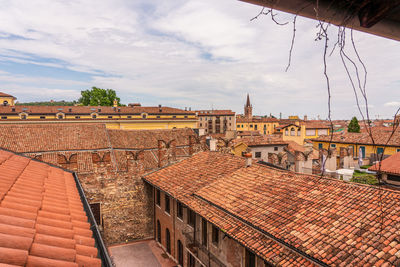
<box><xmin>0</xmin><ymin>0</ymin><xmax>399</xmax><ymax>119</ymax></box>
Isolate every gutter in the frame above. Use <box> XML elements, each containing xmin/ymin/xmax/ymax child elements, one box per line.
<box><xmin>72</xmin><ymin>172</ymin><xmax>113</xmax><ymax>267</ymax></box>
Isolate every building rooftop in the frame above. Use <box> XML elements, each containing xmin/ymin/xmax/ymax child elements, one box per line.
<box><xmin>236</xmin><ymin>117</ymin><xmax>279</xmax><ymax>123</ymax></box>
<box><xmin>0</xmin><ymin>92</ymin><xmax>16</xmax><ymax>98</ymax></box>
<box><xmin>196</xmin><ymin>110</ymin><xmax>235</xmax><ymax>116</ymax></box>
<box><xmin>144</xmin><ymin>151</ymin><xmax>400</xmax><ymax>266</ymax></box>
<box><xmin>0</xmin><ymin>105</ymin><xmax>195</xmax><ymax>115</ymax></box>
<box><xmin>370</xmin><ymin>152</ymin><xmax>400</xmax><ymax>175</ymax></box>
<box><xmin>0</xmin><ymin>149</ymin><xmax>103</xmax><ymax>266</ymax></box>
<box><xmin>312</xmin><ymin>128</ymin><xmax>400</xmax><ymax>146</ymax></box>
<box><xmin>233</xmin><ymin>135</ymin><xmax>288</xmax><ymax>147</ymax></box>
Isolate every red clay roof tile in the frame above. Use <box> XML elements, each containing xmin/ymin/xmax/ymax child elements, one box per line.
<box><xmin>144</xmin><ymin>151</ymin><xmax>400</xmax><ymax>266</ymax></box>
<box><xmin>0</xmin><ymin>149</ymin><xmax>102</xmax><ymax>266</ymax></box>
<box><xmin>369</xmin><ymin>152</ymin><xmax>400</xmax><ymax>175</ymax></box>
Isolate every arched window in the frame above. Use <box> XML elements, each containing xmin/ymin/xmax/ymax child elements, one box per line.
<box><xmin>3</xmin><ymin>100</ymin><xmax>8</xmax><ymax>106</ymax></box>
<box><xmin>177</xmin><ymin>240</ymin><xmax>183</xmax><ymax>265</ymax></box>
<box><xmin>166</xmin><ymin>228</ymin><xmax>171</xmax><ymax>254</ymax></box>
<box><xmin>157</xmin><ymin>220</ymin><xmax>161</xmax><ymax>243</ymax></box>
<box><xmin>290</xmin><ymin>128</ymin><xmax>295</xmax><ymax>136</ymax></box>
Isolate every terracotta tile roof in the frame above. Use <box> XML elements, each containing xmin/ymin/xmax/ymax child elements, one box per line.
<box><xmin>304</xmin><ymin>121</ymin><xmax>331</xmax><ymax>129</ymax></box>
<box><xmin>237</xmin><ymin>131</ymin><xmax>261</xmax><ymax>137</ymax></box>
<box><xmin>0</xmin><ymin>105</ymin><xmax>194</xmax><ymax>115</ymax></box>
<box><xmin>313</xmin><ymin>128</ymin><xmax>400</xmax><ymax>146</ymax></box>
<box><xmin>233</xmin><ymin>136</ymin><xmax>288</xmax><ymax>147</ymax></box>
<box><xmin>196</xmin><ymin>110</ymin><xmax>235</xmax><ymax>116</ymax></box>
<box><xmin>144</xmin><ymin>152</ymin><xmax>400</xmax><ymax>266</ymax></box>
<box><xmin>0</xmin><ymin>149</ymin><xmax>101</xmax><ymax>266</ymax></box>
<box><xmin>369</xmin><ymin>152</ymin><xmax>400</xmax><ymax>175</ymax></box>
<box><xmin>108</xmin><ymin>128</ymin><xmax>195</xmax><ymax>149</ymax></box>
<box><xmin>236</xmin><ymin>117</ymin><xmax>279</xmax><ymax>123</ymax></box>
<box><xmin>285</xmin><ymin>141</ymin><xmax>319</xmax><ymax>160</ymax></box>
<box><xmin>0</xmin><ymin>92</ymin><xmax>16</xmax><ymax>98</ymax></box>
<box><xmin>0</xmin><ymin>124</ymin><xmax>110</xmax><ymax>153</ymax></box>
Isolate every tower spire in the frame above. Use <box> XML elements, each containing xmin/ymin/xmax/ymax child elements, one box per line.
<box><xmin>244</xmin><ymin>93</ymin><xmax>253</xmax><ymax>119</ymax></box>
<box><xmin>246</xmin><ymin>93</ymin><xmax>251</xmax><ymax>107</ymax></box>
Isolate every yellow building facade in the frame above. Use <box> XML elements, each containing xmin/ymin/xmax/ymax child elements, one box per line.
<box><xmin>313</xmin><ymin>140</ymin><xmax>400</xmax><ymax>158</ymax></box>
<box><xmin>0</xmin><ymin>104</ymin><xmax>197</xmax><ymax>130</ymax></box>
<box><xmin>236</xmin><ymin>118</ymin><xmax>279</xmax><ymax>135</ymax></box>
<box><xmin>279</xmin><ymin>123</ymin><xmax>330</xmax><ymax>145</ymax></box>
<box><xmin>0</xmin><ymin>92</ymin><xmax>16</xmax><ymax>106</ymax></box>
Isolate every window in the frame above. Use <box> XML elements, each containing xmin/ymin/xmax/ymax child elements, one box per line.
<box><xmin>21</xmin><ymin>114</ymin><xmax>26</xmax><ymax>120</ymax></box>
<box><xmin>11</xmin><ymin>108</ymin><xmax>15</xmax><ymax>112</ymax></box>
<box><xmin>166</xmin><ymin>228</ymin><xmax>171</xmax><ymax>254</ymax></box>
<box><xmin>331</xmin><ymin>144</ymin><xmax>336</xmax><ymax>148</ymax></box>
<box><xmin>200</xmin><ymin>123</ymin><xmax>202</xmax><ymax>127</ymax></box>
<box><xmin>92</xmin><ymin>114</ymin><xmax>97</xmax><ymax>119</ymax></box>
<box><xmin>297</xmin><ymin>130</ymin><xmax>300</xmax><ymax>136</ymax></box>
<box><xmin>172</xmin><ymin>115</ymin><xmax>176</xmax><ymax>119</ymax></box>
<box><xmin>359</xmin><ymin>146</ymin><xmax>366</xmax><ymax>158</ymax></box>
<box><xmin>187</xmin><ymin>208</ymin><xmax>195</xmax><ymax>227</ymax></box>
<box><xmin>254</xmin><ymin>125</ymin><xmax>258</xmax><ymax>130</ymax></box>
<box><xmin>142</xmin><ymin>114</ymin><xmax>147</xmax><ymax>119</ymax></box>
<box><xmin>1</xmin><ymin>116</ymin><xmax>7</xmax><ymax>119</ymax></box>
<box><xmin>89</xmin><ymin>203</ymin><xmax>102</xmax><ymax>226</ymax></box>
<box><xmin>157</xmin><ymin>220</ymin><xmax>161</xmax><ymax>243</ymax></box>
<box><xmin>319</xmin><ymin>129</ymin><xmax>328</xmax><ymax>135</ymax></box>
<box><xmin>165</xmin><ymin>195</ymin><xmax>170</xmax><ymax>214</ymax></box>
<box><xmin>2</xmin><ymin>100</ymin><xmax>8</xmax><ymax>106</ymax></box>
<box><xmin>274</xmin><ymin>147</ymin><xmax>278</xmax><ymax>151</ymax></box>
<box><xmin>98</xmin><ymin>108</ymin><xmax>102</xmax><ymax>112</ymax></box>
<box><xmin>306</xmin><ymin>129</ymin><xmax>316</xmax><ymax>136</ymax></box>
<box><xmin>188</xmin><ymin>253</ymin><xmax>195</xmax><ymax>267</ymax></box>
<box><xmin>290</xmin><ymin>128</ymin><xmax>295</xmax><ymax>136</ymax></box>
<box><xmin>245</xmin><ymin>249</ymin><xmax>255</xmax><ymax>267</ymax></box>
<box><xmin>250</xmin><ymin>124</ymin><xmax>253</xmax><ymax>128</ymax></box>
<box><xmin>127</xmin><ymin>115</ymin><xmax>132</xmax><ymax>119</ymax></box>
<box><xmin>318</xmin><ymin>143</ymin><xmax>323</xmax><ymax>149</ymax></box>
<box><xmin>397</xmin><ymin>149</ymin><xmax>400</xmax><ymax>152</ymax></box>
<box><xmin>156</xmin><ymin>189</ymin><xmax>160</xmax><ymax>206</ymax></box>
<box><xmin>387</xmin><ymin>174</ymin><xmax>400</xmax><ymax>182</ymax></box>
<box><xmin>212</xmin><ymin>225</ymin><xmax>219</xmax><ymax>245</ymax></box>
<box><xmin>184</xmin><ymin>115</ymin><xmax>188</xmax><ymax>118</ymax></box>
<box><xmin>75</xmin><ymin>116</ymin><xmax>80</xmax><ymax>119</ymax></box>
<box><xmin>255</xmin><ymin>152</ymin><xmax>261</xmax><ymax>158</ymax></box>
<box><xmin>177</xmin><ymin>201</ymin><xmax>183</xmax><ymax>220</ymax></box>
<box><xmin>40</xmin><ymin>116</ymin><xmax>45</xmax><ymax>119</ymax></box>
<box><xmin>202</xmin><ymin>219</ymin><xmax>207</xmax><ymax>246</ymax></box>
<box><xmin>58</xmin><ymin>115</ymin><xmax>63</xmax><ymax>119</ymax></box>
<box><xmin>177</xmin><ymin>240</ymin><xmax>183</xmax><ymax>265</ymax></box>
<box><xmin>108</xmin><ymin>116</ymin><xmax>113</xmax><ymax>119</ymax></box>
<box><xmin>377</xmin><ymin>147</ymin><xmax>384</xmax><ymax>155</ymax></box>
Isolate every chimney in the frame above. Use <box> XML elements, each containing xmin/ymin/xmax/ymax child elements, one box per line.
<box><xmin>304</xmin><ymin>115</ymin><xmax>308</xmax><ymax>121</ymax></box>
<box><xmin>159</xmin><ymin>104</ymin><xmax>162</xmax><ymax>112</ymax></box>
<box><xmin>243</xmin><ymin>152</ymin><xmax>252</xmax><ymax>167</ymax></box>
<box><xmin>189</xmin><ymin>107</ymin><xmax>191</xmax><ymax>111</ymax></box>
<box><xmin>185</xmin><ymin>107</ymin><xmax>187</xmax><ymax>111</ymax></box>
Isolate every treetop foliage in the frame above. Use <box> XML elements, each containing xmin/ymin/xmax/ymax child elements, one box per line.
<box><xmin>79</xmin><ymin>87</ymin><xmax>123</xmax><ymax>106</ymax></box>
<box><xmin>347</xmin><ymin>116</ymin><xmax>361</xmax><ymax>133</ymax></box>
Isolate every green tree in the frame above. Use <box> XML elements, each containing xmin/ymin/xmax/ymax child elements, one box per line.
<box><xmin>79</xmin><ymin>87</ymin><xmax>122</xmax><ymax>106</ymax></box>
<box><xmin>348</xmin><ymin>116</ymin><xmax>361</xmax><ymax>133</ymax></box>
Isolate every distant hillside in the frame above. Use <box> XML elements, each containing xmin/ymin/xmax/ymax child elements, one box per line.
<box><xmin>16</xmin><ymin>100</ymin><xmax>78</xmax><ymax>106</ymax></box>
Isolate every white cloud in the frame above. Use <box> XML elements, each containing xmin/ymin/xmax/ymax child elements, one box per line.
<box><xmin>0</xmin><ymin>0</ymin><xmax>397</xmax><ymax>119</ymax></box>
<box><xmin>384</xmin><ymin>102</ymin><xmax>400</xmax><ymax>107</ymax></box>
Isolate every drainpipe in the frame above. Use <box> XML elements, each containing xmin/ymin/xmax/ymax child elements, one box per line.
<box><xmin>153</xmin><ymin>187</ymin><xmax>156</xmax><ymax>240</ymax></box>
<box><xmin>72</xmin><ymin>173</ymin><xmax>113</xmax><ymax>267</ymax></box>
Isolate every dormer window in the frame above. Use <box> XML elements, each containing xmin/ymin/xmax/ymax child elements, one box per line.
<box><xmin>91</xmin><ymin>113</ymin><xmax>98</xmax><ymax>119</ymax></box>
<box><xmin>56</xmin><ymin>112</ymin><xmax>65</xmax><ymax>119</ymax></box>
<box><xmin>141</xmin><ymin>113</ymin><xmax>148</xmax><ymax>119</ymax></box>
<box><xmin>11</xmin><ymin>108</ymin><xmax>15</xmax><ymax>112</ymax></box>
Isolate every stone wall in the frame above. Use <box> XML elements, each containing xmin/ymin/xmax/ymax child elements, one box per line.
<box><xmin>22</xmin><ymin>133</ymin><xmax>206</xmax><ymax>245</ymax></box>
